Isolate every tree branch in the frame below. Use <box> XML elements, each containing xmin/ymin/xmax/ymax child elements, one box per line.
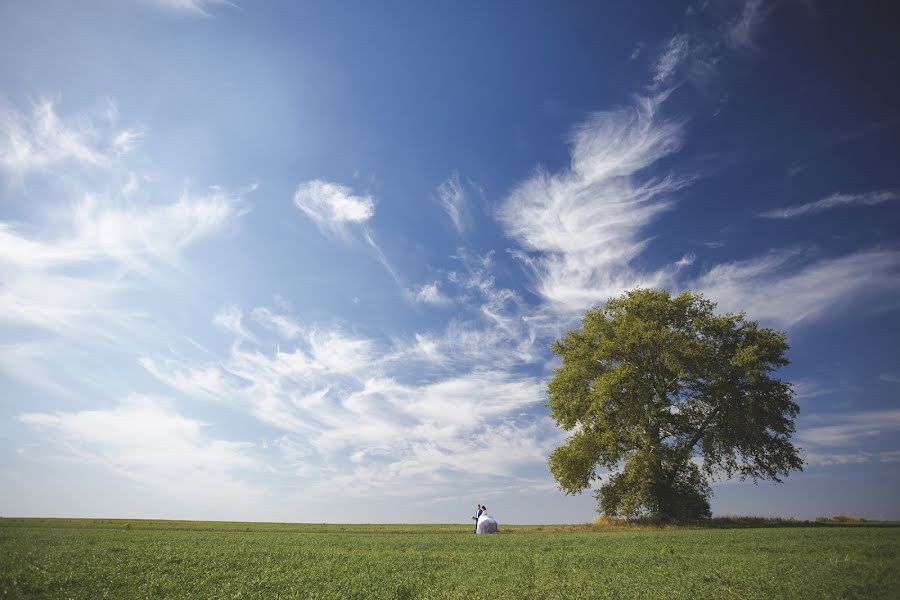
<box><xmin>666</xmin><ymin>403</ymin><xmax>722</xmax><ymax>483</ymax></box>
<box><xmin>685</xmin><ymin>404</ymin><xmax>721</xmax><ymax>454</ymax></box>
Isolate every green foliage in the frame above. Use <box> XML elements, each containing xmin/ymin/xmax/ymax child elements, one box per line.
<box><xmin>1</xmin><ymin>519</ymin><xmax>898</xmax><ymax>599</ymax></box>
<box><xmin>547</xmin><ymin>289</ymin><xmax>803</xmax><ymax>520</ymax></box>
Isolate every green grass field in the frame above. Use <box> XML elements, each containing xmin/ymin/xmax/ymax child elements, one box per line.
<box><xmin>1</xmin><ymin>518</ymin><xmax>898</xmax><ymax>599</ymax></box>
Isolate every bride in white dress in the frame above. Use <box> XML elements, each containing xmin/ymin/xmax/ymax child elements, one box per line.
<box><xmin>476</xmin><ymin>507</ymin><xmax>498</xmax><ymax>534</ymax></box>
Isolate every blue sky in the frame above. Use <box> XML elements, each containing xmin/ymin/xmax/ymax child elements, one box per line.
<box><xmin>1</xmin><ymin>0</ymin><xmax>899</xmax><ymax>523</ymax></box>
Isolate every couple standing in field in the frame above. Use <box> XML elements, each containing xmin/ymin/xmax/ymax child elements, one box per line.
<box><xmin>472</xmin><ymin>504</ymin><xmax>498</xmax><ymax>534</ymax></box>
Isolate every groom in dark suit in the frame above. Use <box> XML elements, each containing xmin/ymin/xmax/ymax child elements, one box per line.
<box><xmin>472</xmin><ymin>504</ymin><xmax>483</xmax><ymax>533</ymax></box>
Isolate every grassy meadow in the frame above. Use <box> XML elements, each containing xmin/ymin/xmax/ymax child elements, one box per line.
<box><xmin>1</xmin><ymin>518</ymin><xmax>898</xmax><ymax>599</ymax></box>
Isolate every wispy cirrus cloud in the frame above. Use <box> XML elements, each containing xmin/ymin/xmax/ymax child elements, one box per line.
<box><xmin>0</xmin><ymin>187</ymin><xmax>246</xmax><ymax>336</ymax></box>
<box><xmin>408</xmin><ymin>281</ymin><xmax>451</xmax><ymax>306</ymax></box>
<box><xmin>726</xmin><ymin>0</ymin><xmax>771</xmax><ymax>51</ymax></box>
<box><xmin>139</xmin><ymin>356</ymin><xmax>237</xmax><ymax>402</ymax></box>
<box><xmin>397</xmin><ymin>250</ymin><xmax>546</xmax><ymax>371</ymax></box>
<box><xmin>800</xmin><ymin>409</ymin><xmax>900</xmax><ymax>447</ymax></box>
<box><xmin>803</xmin><ymin>449</ymin><xmax>900</xmax><ymax>467</ymax></box>
<box><xmin>139</xmin><ymin>0</ymin><xmax>233</xmax><ymax>16</ymax></box>
<box><xmin>795</xmin><ymin>408</ymin><xmax>900</xmax><ymax>470</ymax></box>
<box><xmin>791</xmin><ymin>379</ymin><xmax>839</xmax><ymax>401</ymax></box>
<box><xmin>293</xmin><ymin>179</ymin><xmax>404</xmax><ymax>286</ymax></box>
<box><xmin>0</xmin><ymin>342</ymin><xmax>78</xmax><ymax>399</ymax></box>
<box><xmin>0</xmin><ymin>98</ymin><xmax>141</xmax><ymax>176</ymax></box>
<box><xmin>437</xmin><ymin>171</ymin><xmax>471</xmax><ymax>234</ymax></box>
<box><xmin>213</xmin><ymin>305</ymin><xmax>258</xmax><ymax>342</ymax></box>
<box><xmin>691</xmin><ymin>248</ymin><xmax>900</xmax><ymax>328</ymax></box>
<box><xmin>293</xmin><ymin>179</ymin><xmax>375</xmax><ymax>239</ymax></box>
<box><xmin>630</xmin><ymin>41</ymin><xmax>645</xmax><ymax>61</ymax></box>
<box><xmin>652</xmin><ymin>34</ymin><xmax>691</xmax><ymax>88</ymax></box>
<box><xmin>139</xmin><ymin>300</ymin><xmax>554</xmax><ymax>500</ymax></box>
<box><xmin>251</xmin><ymin>306</ymin><xmax>303</xmax><ymax>339</ymax></box>
<box><xmin>499</xmin><ymin>93</ymin><xmax>691</xmax><ymax>312</ymax></box>
<box><xmin>19</xmin><ymin>395</ymin><xmax>261</xmax><ymax>505</ymax></box>
<box><xmin>759</xmin><ymin>189</ymin><xmax>900</xmax><ymax>219</ymax></box>
<box><xmin>497</xmin><ymin>14</ymin><xmax>899</xmax><ymax>341</ymax></box>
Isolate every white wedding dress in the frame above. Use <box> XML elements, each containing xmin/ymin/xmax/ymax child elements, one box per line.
<box><xmin>476</xmin><ymin>513</ymin><xmax>498</xmax><ymax>534</ymax></box>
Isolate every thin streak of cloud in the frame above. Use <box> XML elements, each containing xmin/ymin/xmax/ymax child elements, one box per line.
<box><xmin>437</xmin><ymin>171</ymin><xmax>470</xmax><ymax>234</ymax></box>
<box><xmin>726</xmin><ymin>0</ymin><xmax>770</xmax><ymax>51</ymax></box>
<box><xmin>0</xmin><ymin>189</ymin><xmax>244</xmax><ymax>270</ymax></box>
<box><xmin>362</xmin><ymin>229</ymin><xmax>403</xmax><ymax>287</ymax></box>
<box><xmin>251</xmin><ymin>307</ymin><xmax>303</xmax><ymax>339</ymax></box>
<box><xmin>803</xmin><ymin>449</ymin><xmax>900</xmax><ymax>467</ymax></box>
<box><xmin>630</xmin><ymin>41</ymin><xmax>645</xmax><ymax>61</ymax></box>
<box><xmin>691</xmin><ymin>248</ymin><xmax>900</xmax><ymax>328</ymax></box>
<box><xmin>140</xmin><ymin>0</ymin><xmax>233</xmax><ymax>16</ymax></box>
<box><xmin>0</xmin><ymin>98</ymin><xmax>141</xmax><ymax>175</ymax></box>
<box><xmin>652</xmin><ymin>34</ymin><xmax>691</xmax><ymax>87</ymax></box>
<box><xmin>791</xmin><ymin>380</ymin><xmax>839</xmax><ymax>401</ymax></box>
<box><xmin>759</xmin><ymin>190</ymin><xmax>900</xmax><ymax>219</ymax></box>
<box><xmin>800</xmin><ymin>409</ymin><xmax>900</xmax><ymax>447</ymax></box>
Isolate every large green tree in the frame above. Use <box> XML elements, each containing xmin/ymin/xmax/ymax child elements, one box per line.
<box><xmin>547</xmin><ymin>289</ymin><xmax>803</xmax><ymax>520</ymax></box>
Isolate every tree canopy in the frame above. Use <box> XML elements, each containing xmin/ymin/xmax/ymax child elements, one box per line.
<box><xmin>547</xmin><ymin>289</ymin><xmax>803</xmax><ymax>520</ymax></box>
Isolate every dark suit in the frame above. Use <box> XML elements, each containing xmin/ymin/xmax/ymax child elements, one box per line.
<box><xmin>473</xmin><ymin>507</ymin><xmax>483</xmax><ymax>533</ymax></box>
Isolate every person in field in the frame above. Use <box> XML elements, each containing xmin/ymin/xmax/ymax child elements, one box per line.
<box><xmin>472</xmin><ymin>503</ymin><xmax>483</xmax><ymax>533</ymax></box>
<box><xmin>476</xmin><ymin>506</ymin><xmax>498</xmax><ymax>534</ymax></box>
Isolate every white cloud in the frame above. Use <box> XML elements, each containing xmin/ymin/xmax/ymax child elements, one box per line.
<box><xmin>293</xmin><ymin>179</ymin><xmax>375</xmax><ymax>239</ymax></box>
<box><xmin>791</xmin><ymin>379</ymin><xmax>839</xmax><ymax>401</ymax></box>
<box><xmin>803</xmin><ymin>449</ymin><xmax>900</xmax><ymax>467</ymax></box>
<box><xmin>362</xmin><ymin>229</ymin><xmax>403</xmax><ymax>286</ymax></box>
<box><xmin>652</xmin><ymin>34</ymin><xmax>691</xmax><ymax>87</ymax></box>
<box><xmin>0</xmin><ymin>342</ymin><xmax>75</xmax><ymax>399</ymax></box>
<box><xmin>727</xmin><ymin>0</ymin><xmax>769</xmax><ymax>51</ymax></box>
<box><xmin>499</xmin><ymin>93</ymin><xmax>690</xmax><ymax>312</ymax></box>
<box><xmin>800</xmin><ymin>409</ymin><xmax>900</xmax><ymax>447</ymax></box>
<box><xmin>74</xmin><ymin>188</ymin><xmax>243</xmax><ymax>267</ymax></box>
<box><xmin>19</xmin><ymin>395</ymin><xmax>261</xmax><ymax>505</ymax></box>
<box><xmin>675</xmin><ymin>253</ymin><xmax>695</xmax><ymax>268</ymax></box>
<box><xmin>630</xmin><ymin>42</ymin><xmax>645</xmax><ymax>61</ymax></box>
<box><xmin>142</xmin><ymin>301</ymin><xmax>556</xmax><ymax>500</ymax></box>
<box><xmin>138</xmin><ymin>357</ymin><xmax>236</xmax><ymax>402</ymax></box>
<box><xmin>0</xmin><ymin>188</ymin><xmax>245</xmax><ymax>336</ymax></box>
<box><xmin>400</xmin><ymin>249</ymin><xmax>548</xmax><ymax>369</ymax></box>
<box><xmin>409</xmin><ymin>281</ymin><xmax>451</xmax><ymax>306</ymax></box>
<box><xmin>293</xmin><ymin>180</ymin><xmax>405</xmax><ymax>289</ymax></box>
<box><xmin>437</xmin><ymin>171</ymin><xmax>471</xmax><ymax>233</ymax></box>
<box><xmin>112</xmin><ymin>129</ymin><xmax>143</xmax><ymax>156</ymax></box>
<box><xmin>0</xmin><ymin>99</ymin><xmax>140</xmax><ymax>175</ymax></box>
<box><xmin>690</xmin><ymin>248</ymin><xmax>900</xmax><ymax>327</ymax></box>
<box><xmin>251</xmin><ymin>307</ymin><xmax>303</xmax><ymax>339</ymax></box>
<box><xmin>0</xmin><ymin>191</ymin><xmax>241</xmax><ymax>271</ymax></box>
<box><xmin>213</xmin><ymin>305</ymin><xmax>256</xmax><ymax>342</ymax></box>
<box><xmin>140</xmin><ymin>0</ymin><xmax>232</xmax><ymax>16</ymax></box>
<box><xmin>759</xmin><ymin>190</ymin><xmax>900</xmax><ymax>219</ymax></box>
<box><xmin>121</xmin><ymin>171</ymin><xmax>141</xmax><ymax>196</ymax></box>
<box><xmin>0</xmin><ymin>97</ymin><xmax>249</xmax><ymax>360</ymax></box>
<box><xmin>880</xmin><ymin>373</ymin><xmax>900</xmax><ymax>384</ymax></box>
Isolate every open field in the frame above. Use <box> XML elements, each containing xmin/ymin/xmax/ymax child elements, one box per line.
<box><xmin>1</xmin><ymin>518</ymin><xmax>898</xmax><ymax>599</ymax></box>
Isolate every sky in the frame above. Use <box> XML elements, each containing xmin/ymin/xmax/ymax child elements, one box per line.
<box><xmin>1</xmin><ymin>0</ymin><xmax>899</xmax><ymax>524</ymax></box>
